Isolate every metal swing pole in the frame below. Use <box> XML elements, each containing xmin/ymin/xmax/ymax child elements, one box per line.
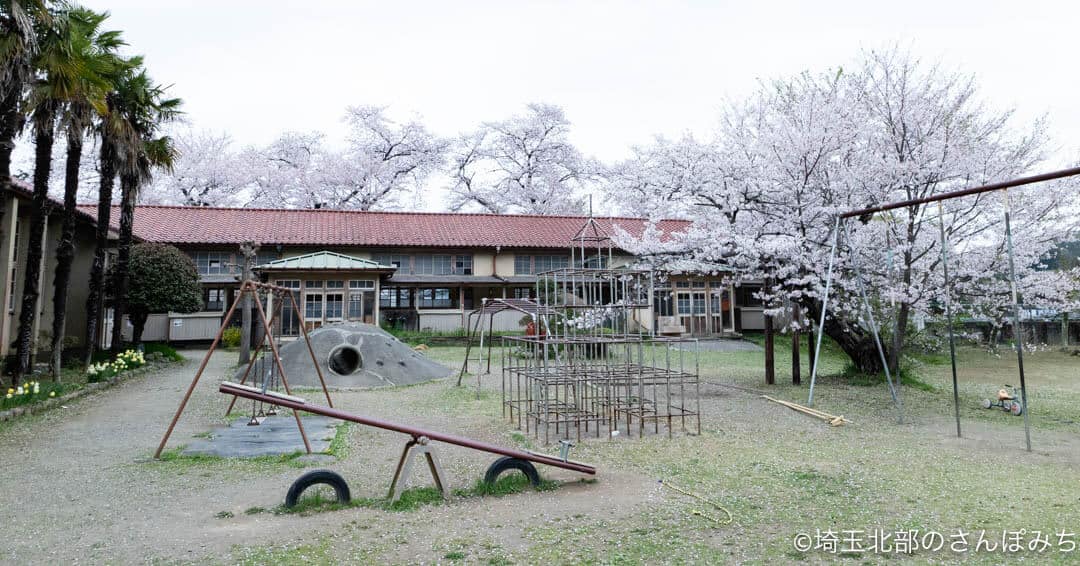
<box><xmin>1002</xmin><ymin>189</ymin><xmax>1032</xmax><ymax>452</ymax></box>
<box><xmin>808</xmin><ymin>217</ymin><xmax>841</xmax><ymax>406</ymax></box>
<box><xmin>842</xmin><ymin>221</ymin><xmax>903</xmax><ymax>423</ymax></box>
<box><xmin>937</xmin><ymin>202</ymin><xmax>963</xmax><ymax>438</ymax></box>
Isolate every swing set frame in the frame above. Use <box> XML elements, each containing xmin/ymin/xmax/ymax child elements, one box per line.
<box><xmin>807</xmin><ymin>165</ymin><xmax>1080</xmax><ymax>452</ymax></box>
<box><xmin>154</xmin><ymin>279</ymin><xmax>333</xmax><ymax>459</ymax></box>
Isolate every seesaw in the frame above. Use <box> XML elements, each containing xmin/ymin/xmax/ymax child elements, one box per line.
<box><xmin>219</xmin><ymin>381</ymin><xmax>596</xmax><ymax>507</ymax></box>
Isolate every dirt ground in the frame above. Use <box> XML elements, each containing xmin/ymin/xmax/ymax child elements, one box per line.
<box><xmin>0</xmin><ymin>345</ymin><xmax>1078</xmax><ymax>564</ymax></box>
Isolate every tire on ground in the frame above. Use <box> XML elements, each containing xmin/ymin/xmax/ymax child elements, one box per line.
<box><xmin>484</xmin><ymin>456</ymin><xmax>541</xmax><ymax>487</ymax></box>
<box><xmin>285</xmin><ymin>469</ymin><xmax>351</xmax><ymax>508</ymax></box>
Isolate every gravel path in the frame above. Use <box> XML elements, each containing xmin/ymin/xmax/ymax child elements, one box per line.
<box><xmin>0</xmin><ymin>349</ymin><xmax>655</xmax><ymax>564</ymax></box>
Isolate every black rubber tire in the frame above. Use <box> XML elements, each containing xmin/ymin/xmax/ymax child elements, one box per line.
<box><xmin>285</xmin><ymin>469</ymin><xmax>351</xmax><ymax>508</ymax></box>
<box><xmin>484</xmin><ymin>456</ymin><xmax>541</xmax><ymax>486</ymax></box>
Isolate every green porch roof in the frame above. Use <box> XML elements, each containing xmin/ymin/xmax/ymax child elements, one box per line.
<box><xmin>257</xmin><ymin>251</ymin><xmax>394</xmax><ymax>271</ymax></box>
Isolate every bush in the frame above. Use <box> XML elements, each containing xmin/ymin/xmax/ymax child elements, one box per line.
<box><xmin>122</xmin><ymin>243</ymin><xmax>203</xmax><ymax>344</ymax></box>
<box><xmin>222</xmin><ymin>327</ymin><xmax>242</xmax><ymax>348</ymax></box>
<box><xmin>143</xmin><ymin>342</ymin><xmax>184</xmax><ymax>362</ymax></box>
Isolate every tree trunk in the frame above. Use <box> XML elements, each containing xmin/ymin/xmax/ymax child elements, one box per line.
<box><xmin>803</xmin><ymin>299</ymin><xmax>885</xmax><ymax>374</ymax></box>
<box><xmin>0</xmin><ymin>77</ymin><xmax>20</xmax><ymax>233</ymax></box>
<box><xmin>14</xmin><ymin>105</ymin><xmax>56</xmax><ymax>384</ymax></box>
<box><xmin>791</xmin><ymin>305</ymin><xmax>801</xmax><ymax>385</ymax></box>
<box><xmin>238</xmin><ymin>242</ymin><xmax>257</xmax><ymax>365</ymax></box>
<box><xmin>131</xmin><ymin>311</ymin><xmax>147</xmax><ymax>346</ymax></box>
<box><xmin>888</xmin><ymin>301</ymin><xmax>910</xmax><ymax>375</ymax></box>
<box><xmin>110</xmin><ymin>173</ymin><xmax>137</xmax><ymax>354</ymax></box>
<box><xmin>49</xmin><ymin>134</ymin><xmax>83</xmax><ymax>379</ymax></box>
<box><xmin>83</xmin><ymin>136</ymin><xmax>116</xmax><ymax>366</ymax></box>
<box><xmin>806</xmin><ymin>329</ymin><xmax>816</xmax><ymax>373</ymax></box>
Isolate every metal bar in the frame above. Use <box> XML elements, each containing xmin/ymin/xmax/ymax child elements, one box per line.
<box><xmin>155</xmin><ymin>280</ymin><xmax>248</xmax><ymax>458</ymax></box>
<box><xmin>808</xmin><ymin>217</ymin><xmax>840</xmax><ymax>406</ymax></box>
<box><xmin>219</xmin><ymin>381</ymin><xmax>597</xmax><ymax>475</ymax></box>
<box><xmin>842</xmin><ymin>221</ymin><xmax>903</xmax><ymax>422</ymax></box>
<box><xmin>288</xmin><ymin>289</ymin><xmax>333</xmax><ymax>408</ymax></box>
<box><xmin>1002</xmin><ymin>189</ymin><xmax>1032</xmax><ymax>452</ymax></box>
<box><xmin>839</xmin><ymin>166</ymin><xmax>1080</xmax><ymax>219</ymax></box>
<box><xmin>252</xmin><ymin>285</ymin><xmax>312</xmax><ymax>453</ymax></box>
<box><xmin>937</xmin><ymin>202</ymin><xmax>962</xmax><ymax>438</ymax></box>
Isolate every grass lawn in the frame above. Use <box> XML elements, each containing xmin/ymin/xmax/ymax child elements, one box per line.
<box><xmin>214</xmin><ymin>336</ymin><xmax>1080</xmax><ymax>564</ymax></box>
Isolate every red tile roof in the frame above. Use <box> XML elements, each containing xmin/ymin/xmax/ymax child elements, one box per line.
<box><xmin>74</xmin><ymin>204</ymin><xmax>688</xmax><ymax>250</ymax></box>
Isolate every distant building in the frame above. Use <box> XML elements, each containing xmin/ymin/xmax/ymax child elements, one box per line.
<box><xmin>1</xmin><ymin>180</ymin><xmax>112</xmax><ymax>361</ymax></box>
<box><xmin>78</xmin><ymin>204</ymin><xmax>768</xmax><ymax>341</ymax></box>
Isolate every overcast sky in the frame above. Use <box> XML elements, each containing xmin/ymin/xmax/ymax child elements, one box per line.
<box><xmin>78</xmin><ymin>0</ymin><xmax>1080</xmax><ymax>209</ymax></box>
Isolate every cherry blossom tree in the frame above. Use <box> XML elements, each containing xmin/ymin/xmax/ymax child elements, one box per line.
<box><xmin>142</xmin><ymin>129</ymin><xmax>249</xmax><ymax>206</ymax></box>
<box><xmin>609</xmin><ymin>48</ymin><xmax>1080</xmax><ymax>373</ymax></box>
<box><xmin>245</xmin><ymin>107</ymin><xmax>446</xmax><ymax>210</ymax></box>
<box><xmin>448</xmin><ymin>103</ymin><xmax>594</xmax><ymax>215</ymax></box>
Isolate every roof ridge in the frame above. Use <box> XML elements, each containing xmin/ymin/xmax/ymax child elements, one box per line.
<box><xmin>74</xmin><ymin>202</ymin><xmax>671</xmax><ymax>222</ymax></box>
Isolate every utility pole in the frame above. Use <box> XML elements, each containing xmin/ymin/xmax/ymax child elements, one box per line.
<box><xmin>238</xmin><ymin>241</ymin><xmax>259</xmax><ymax>365</ymax></box>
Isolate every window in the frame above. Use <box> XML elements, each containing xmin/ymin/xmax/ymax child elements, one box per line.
<box><xmin>305</xmin><ymin>294</ymin><xmax>323</xmax><ymax>319</ymax></box>
<box><xmin>515</xmin><ymin>255</ymin><xmax>569</xmax><ymax>274</ymax></box>
<box><xmin>654</xmin><ymin>292</ymin><xmax>674</xmax><ymax>317</ymax></box>
<box><xmin>417</xmin><ymin>287</ymin><xmax>456</xmax><ymax>309</ymax></box>
<box><xmin>576</xmin><ymin>255</ymin><xmax>609</xmax><ymax>268</ymax></box>
<box><xmin>462</xmin><ymin>287</ymin><xmax>474</xmax><ymax>310</ymax></box>
<box><xmin>325</xmin><ymin>293</ymin><xmax>344</xmax><ymax>319</ymax></box>
<box><xmin>276</xmin><ymin>281</ymin><xmax>301</xmax><ymax>336</ymax></box>
<box><xmin>205</xmin><ymin>288</ymin><xmax>225</xmax><ymax>311</ymax></box>
<box><xmin>349</xmin><ymin>280</ymin><xmax>375</xmax><ymax>289</ymax></box>
<box><xmin>191</xmin><ymin>251</ymin><xmax>231</xmax><ymax>275</ymax></box>
<box><xmin>514</xmin><ymin>255</ymin><xmax>531</xmax><ymax>275</ymax></box>
<box><xmin>380</xmin><ymin>287</ymin><xmax>412</xmax><ymax>308</ymax></box>
<box><xmin>433</xmin><ymin>255</ymin><xmax>452</xmax><ymax>275</ymax></box>
<box><xmin>414</xmin><ymin>254</ymin><xmax>433</xmax><ymax>274</ymax></box>
<box><xmin>512</xmin><ymin>287</ymin><xmax>534</xmax><ymax>299</ymax></box>
<box><xmin>305</xmin><ymin>280</ymin><xmax>324</xmax><ymax>289</ymax></box>
<box><xmin>675</xmin><ymin>281</ymin><xmax>691</xmax><ymax>288</ymax></box>
<box><xmin>693</xmin><ymin>293</ymin><xmax>707</xmax><ymax>315</ymax></box>
<box><xmin>348</xmin><ymin>292</ymin><xmax>364</xmax><ymax>319</ymax></box>
<box><xmin>691</xmin><ymin>280</ymin><xmax>706</xmax><ymax>288</ymax></box>
<box><xmin>373</xmin><ymin>253</ymin><xmax>409</xmax><ymax>270</ymax></box>
<box><xmin>736</xmin><ymin>286</ymin><xmax>763</xmax><ymax>307</ymax></box>
<box><xmin>326</xmin><ymin>280</ymin><xmax>344</xmax><ymax>289</ymax></box>
<box><xmin>677</xmin><ymin>294</ymin><xmax>692</xmax><ymax>315</ymax></box>
<box><xmin>535</xmin><ymin>255</ymin><xmax>568</xmax><ymax>273</ymax></box>
<box><xmin>455</xmin><ymin>255</ymin><xmax>473</xmax><ymax>275</ymax></box>
<box><xmin>255</xmin><ymin>251</ymin><xmax>278</xmax><ymax>267</ymax></box>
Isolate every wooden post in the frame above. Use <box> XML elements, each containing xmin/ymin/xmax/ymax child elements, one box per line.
<box><xmin>806</xmin><ymin>329</ymin><xmax>815</xmax><ymax>375</ymax></box>
<box><xmin>791</xmin><ymin>305</ymin><xmax>801</xmax><ymax>385</ymax></box>
<box><xmin>1063</xmin><ymin>312</ymin><xmax>1069</xmax><ymax>347</ymax></box>
<box><xmin>764</xmin><ymin>312</ymin><xmax>775</xmax><ymax>385</ymax></box>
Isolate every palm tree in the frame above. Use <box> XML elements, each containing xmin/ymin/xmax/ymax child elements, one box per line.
<box><xmin>106</xmin><ymin>69</ymin><xmax>181</xmax><ymax>354</ymax></box>
<box><xmin>48</xmin><ymin>6</ymin><xmax>123</xmax><ymax>378</ymax></box>
<box><xmin>82</xmin><ymin>54</ymin><xmax>142</xmax><ymax>367</ymax></box>
<box><xmin>0</xmin><ymin>0</ymin><xmax>50</xmax><ymax>250</ymax></box>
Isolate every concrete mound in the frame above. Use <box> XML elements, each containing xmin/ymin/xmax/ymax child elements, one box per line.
<box><xmin>239</xmin><ymin>322</ymin><xmax>453</xmax><ymax>389</ymax></box>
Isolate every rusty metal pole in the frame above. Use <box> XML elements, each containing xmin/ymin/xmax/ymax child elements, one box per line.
<box><xmin>937</xmin><ymin>202</ymin><xmax>962</xmax><ymax>438</ymax></box>
<box><xmin>1002</xmin><ymin>190</ymin><xmax>1032</xmax><ymax>452</ymax></box>
<box><xmin>288</xmin><ymin>290</ymin><xmax>333</xmax><ymax>407</ymax></box>
<box><xmin>224</xmin><ymin>296</ymin><xmax>281</xmax><ymax>416</ymax></box>
<box><xmin>252</xmin><ymin>284</ymin><xmax>312</xmax><ymax>453</ymax></box>
<box><xmin>154</xmin><ymin>280</ymin><xmax>248</xmax><ymax>459</ymax></box>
